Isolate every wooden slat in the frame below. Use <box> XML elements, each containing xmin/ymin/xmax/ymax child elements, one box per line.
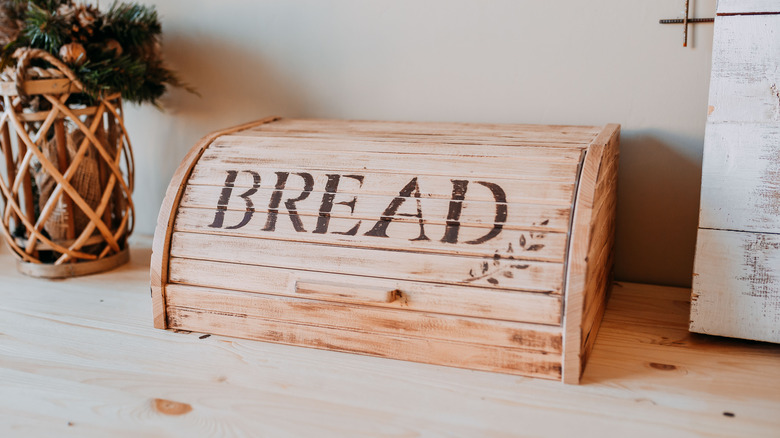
<box><xmin>16</xmin><ymin>106</ymin><xmax>98</xmax><ymax>122</ymax></box>
<box><xmin>0</xmin><ymin>78</ymin><xmax>80</xmax><ymax>97</ymax></box>
<box><xmin>196</xmin><ymin>147</ymin><xmax>580</xmax><ymax>182</ymax></box>
<box><xmin>699</xmin><ymin>117</ymin><xmax>780</xmax><ymax>235</ymax></box>
<box><xmin>215</xmin><ymin>135</ymin><xmax>585</xmax><ymax>161</ymax></box>
<box><xmin>166</xmin><ymin>284</ymin><xmax>562</xmax><ymax>352</ymax></box>
<box><xmin>717</xmin><ymin>0</ymin><xmax>780</xmax><ymax>15</ymax></box>
<box><xmin>168</xmin><ymin>258</ymin><xmax>562</xmax><ymax>325</ymax></box>
<box><xmin>180</xmin><ymin>184</ymin><xmax>572</xmax><ymax>232</ymax></box>
<box><xmin>706</xmin><ymin>14</ymin><xmax>780</xmax><ymax>124</ymax></box>
<box><xmin>233</xmin><ymin>130</ymin><xmax>596</xmax><ymax>148</ymax></box>
<box><xmin>691</xmin><ymin>229</ymin><xmax>780</xmax><ymax>343</ymax></box>
<box><xmin>254</xmin><ymin>118</ymin><xmax>603</xmax><ymax>134</ymax></box>
<box><xmin>173</xmin><ymin>207</ymin><xmax>566</xmax><ymax>262</ymax></box>
<box><xmin>0</xmin><ymin>120</ymin><xmax>16</xmax><ymax>227</ymax></box>
<box><xmin>170</xmin><ymin>232</ymin><xmax>564</xmax><ymax>293</ymax></box>
<box><xmin>166</xmin><ymin>306</ymin><xmax>563</xmax><ymax>380</ymax></box>
<box><xmin>248</xmin><ymin>118</ymin><xmax>601</xmax><ymax>145</ymax></box>
<box><xmin>186</xmin><ymin>169</ymin><xmax>578</xmax><ymax>207</ymax></box>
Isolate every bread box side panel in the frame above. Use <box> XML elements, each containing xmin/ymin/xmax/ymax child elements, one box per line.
<box><xmin>151</xmin><ymin>117</ymin><xmax>280</xmax><ymax>329</ymax></box>
<box><xmin>562</xmin><ymin>124</ymin><xmax>620</xmax><ymax>384</ymax></box>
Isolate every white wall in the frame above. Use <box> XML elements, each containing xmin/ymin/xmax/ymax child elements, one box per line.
<box><xmin>126</xmin><ymin>0</ymin><xmax>715</xmax><ymax>287</ymax></box>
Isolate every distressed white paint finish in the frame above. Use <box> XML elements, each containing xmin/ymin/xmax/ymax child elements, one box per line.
<box><xmin>717</xmin><ymin>0</ymin><xmax>780</xmax><ymax>15</ymax></box>
<box><xmin>706</xmin><ymin>14</ymin><xmax>780</xmax><ymax>124</ymax></box>
<box><xmin>699</xmin><ymin>123</ymin><xmax>780</xmax><ymax>233</ymax></box>
<box><xmin>692</xmin><ymin>229</ymin><xmax>780</xmax><ymax>343</ymax></box>
<box><xmin>692</xmin><ymin>6</ymin><xmax>780</xmax><ymax>343</ymax></box>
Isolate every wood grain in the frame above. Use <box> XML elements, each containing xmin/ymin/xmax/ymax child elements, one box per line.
<box><xmin>195</xmin><ymin>148</ymin><xmax>580</xmax><ymax>182</ymax></box>
<box><xmin>168</xmin><ymin>257</ymin><xmax>563</xmax><ymax>325</ymax></box>
<box><xmin>0</xmin><ymin>78</ymin><xmax>80</xmax><ymax>96</ymax></box>
<box><xmin>150</xmin><ymin>117</ymin><xmax>280</xmax><ymax>328</ymax></box>
<box><xmin>185</xmin><ymin>169</ymin><xmax>578</xmax><ymax>206</ymax></box>
<box><xmin>716</xmin><ymin>0</ymin><xmax>780</xmax><ymax>15</ymax></box>
<box><xmin>170</xmin><ymin>231</ymin><xmax>565</xmax><ymax>293</ymax></box>
<box><xmin>172</xmin><ymin>206</ymin><xmax>567</xmax><ymax>262</ymax></box>
<box><xmin>153</xmin><ymin>118</ymin><xmax>619</xmax><ymax>382</ymax></box>
<box><xmin>699</xmin><ymin>124</ymin><xmax>780</xmax><ymax>233</ymax></box>
<box><xmin>691</xmin><ymin>229</ymin><xmax>780</xmax><ymax>343</ymax></box>
<box><xmin>248</xmin><ymin>118</ymin><xmax>602</xmax><ymax>145</ymax></box>
<box><xmin>3</xmin><ymin>245</ymin><xmax>780</xmax><ymax>437</ymax></box>
<box><xmin>692</xmin><ymin>6</ymin><xmax>780</xmax><ymax>344</ymax></box>
<box><xmin>166</xmin><ymin>306</ymin><xmax>563</xmax><ymax>380</ymax></box>
<box><xmin>15</xmin><ymin>247</ymin><xmax>129</xmax><ymax>279</ymax></box>
<box><xmin>561</xmin><ymin>124</ymin><xmax>620</xmax><ymax>384</ymax></box>
<box><xmin>706</xmin><ymin>14</ymin><xmax>780</xmax><ymax>125</ymax></box>
<box><xmin>216</xmin><ymin>135</ymin><xmax>586</xmax><ymax>161</ymax></box>
<box><xmin>165</xmin><ymin>284</ymin><xmax>562</xmax><ymax>352</ymax></box>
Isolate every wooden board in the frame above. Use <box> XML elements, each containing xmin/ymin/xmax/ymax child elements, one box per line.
<box><xmin>185</xmin><ymin>169</ymin><xmax>578</xmax><ymax>206</ymax></box>
<box><xmin>165</xmin><ymin>284</ymin><xmax>562</xmax><ymax>351</ymax></box>
<box><xmin>195</xmin><ymin>147</ymin><xmax>581</xmax><ymax>182</ymax></box>
<box><xmin>248</xmin><ymin>118</ymin><xmax>603</xmax><ymax>145</ymax></box>
<box><xmin>0</xmin><ymin>78</ymin><xmax>81</xmax><ymax>96</ymax></box>
<box><xmin>706</xmin><ymin>14</ymin><xmax>780</xmax><ymax>125</ymax></box>
<box><xmin>172</xmin><ymin>206</ymin><xmax>568</xmax><ymax>262</ymax></box>
<box><xmin>170</xmin><ymin>232</ymin><xmax>565</xmax><ymax>293</ymax></box>
<box><xmin>717</xmin><ymin>0</ymin><xmax>780</xmax><ymax>15</ymax></box>
<box><xmin>215</xmin><ymin>135</ymin><xmax>587</xmax><ymax>161</ymax></box>
<box><xmin>561</xmin><ymin>124</ymin><xmax>620</xmax><ymax>383</ymax></box>
<box><xmin>691</xmin><ymin>6</ymin><xmax>780</xmax><ymax>344</ymax></box>
<box><xmin>166</xmin><ymin>306</ymin><xmax>563</xmax><ymax>380</ymax></box>
<box><xmin>167</xmin><ymin>258</ymin><xmax>563</xmax><ymax>325</ymax></box>
<box><xmin>691</xmin><ymin>229</ymin><xmax>780</xmax><ymax>343</ymax></box>
<box><xmin>5</xmin><ymin>242</ymin><xmax>780</xmax><ymax>438</ymax></box>
<box><xmin>699</xmin><ymin>124</ymin><xmax>780</xmax><ymax>233</ymax></box>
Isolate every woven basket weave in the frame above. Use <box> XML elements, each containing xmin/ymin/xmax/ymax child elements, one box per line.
<box><xmin>0</xmin><ymin>48</ymin><xmax>135</xmax><ymax>277</ymax></box>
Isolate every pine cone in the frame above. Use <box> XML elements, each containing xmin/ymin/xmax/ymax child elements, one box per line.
<box><xmin>70</xmin><ymin>4</ymin><xmax>97</xmax><ymax>42</ymax></box>
<box><xmin>104</xmin><ymin>39</ymin><xmax>123</xmax><ymax>57</ymax></box>
<box><xmin>75</xmin><ymin>5</ymin><xmax>97</xmax><ymax>28</ymax></box>
<box><xmin>59</xmin><ymin>42</ymin><xmax>87</xmax><ymax>66</ymax></box>
<box><xmin>0</xmin><ymin>0</ymin><xmax>25</xmax><ymax>46</ymax></box>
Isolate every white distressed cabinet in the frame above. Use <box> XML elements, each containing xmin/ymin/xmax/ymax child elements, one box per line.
<box><xmin>691</xmin><ymin>0</ymin><xmax>780</xmax><ymax>343</ymax></box>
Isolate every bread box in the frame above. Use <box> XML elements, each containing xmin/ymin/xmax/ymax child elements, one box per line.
<box><xmin>151</xmin><ymin>117</ymin><xmax>620</xmax><ymax>383</ymax></box>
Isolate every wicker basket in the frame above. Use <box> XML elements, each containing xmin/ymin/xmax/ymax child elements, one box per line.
<box><xmin>0</xmin><ymin>49</ymin><xmax>134</xmax><ymax>278</ymax></box>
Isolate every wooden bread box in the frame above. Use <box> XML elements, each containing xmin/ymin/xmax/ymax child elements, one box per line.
<box><xmin>151</xmin><ymin>117</ymin><xmax>620</xmax><ymax>383</ymax></box>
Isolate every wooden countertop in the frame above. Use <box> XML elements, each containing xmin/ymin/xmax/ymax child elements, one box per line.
<box><xmin>1</xmin><ymin>237</ymin><xmax>779</xmax><ymax>437</ymax></box>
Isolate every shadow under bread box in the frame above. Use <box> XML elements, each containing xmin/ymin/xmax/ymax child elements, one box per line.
<box><xmin>151</xmin><ymin>117</ymin><xmax>620</xmax><ymax>383</ymax></box>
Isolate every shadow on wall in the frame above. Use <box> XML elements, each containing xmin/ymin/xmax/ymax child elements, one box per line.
<box><xmin>138</xmin><ymin>34</ymin><xmax>705</xmax><ymax>289</ymax></box>
<box><xmin>615</xmin><ymin>131</ymin><xmax>703</xmax><ymax>288</ymax></box>
<box><xmin>160</xmin><ymin>33</ymin><xmax>310</xmax><ymax>124</ymax></box>
<box><xmin>127</xmin><ymin>33</ymin><xmax>312</xmax><ymax>235</ymax></box>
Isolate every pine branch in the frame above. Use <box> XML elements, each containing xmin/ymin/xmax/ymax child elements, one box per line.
<box><xmin>22</xmin><ymin>2</ymin><xmax>70</xmax><ymax>52</ymax></box>
<box><xmin>1</xmin><ymin>0</ymin><xmax>195</xmax><ymax>106</ymax></box>
<box><xmin>102</xmin><ymin>1</ymin><xmax>160</xmax><ymax>50</ymax></box>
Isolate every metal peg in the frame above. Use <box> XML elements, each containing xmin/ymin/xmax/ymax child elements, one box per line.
<box><xmin>659</xmin><ymin>0</ymin><xmax>714</xmax><ymax>47</ymax></box>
